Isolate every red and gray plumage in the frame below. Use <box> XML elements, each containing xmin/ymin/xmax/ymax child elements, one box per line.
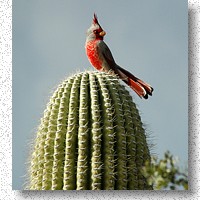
<box><xmin>85</xmin><ymin>14</ymin><xmax>153</xmax><ymax>99</ymax></box>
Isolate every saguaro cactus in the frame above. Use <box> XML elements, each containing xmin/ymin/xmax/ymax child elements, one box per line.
<box><xmin>29</xmin><ymin>71</ymin><xmax>152</xmax><ymax>190</ymax></box>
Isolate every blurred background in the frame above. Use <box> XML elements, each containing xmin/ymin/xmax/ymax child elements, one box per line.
<box><xmin>13</xmin><ymin>0</ymin><xmax>188</xmax><ymax>189</ymax></box>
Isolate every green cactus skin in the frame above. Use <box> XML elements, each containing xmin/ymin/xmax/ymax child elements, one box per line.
<box><xmin>29</xmin><ymin>71</ymin><xmax>152</xmax><ymax>190</ymax></box>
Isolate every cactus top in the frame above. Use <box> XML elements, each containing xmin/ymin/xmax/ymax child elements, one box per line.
<box><xmin>28</xmin><ymin>71</ymin><xmax>151</xmax><ymax>190</ymax></box>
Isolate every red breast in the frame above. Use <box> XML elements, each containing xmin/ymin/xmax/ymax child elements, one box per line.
<box><xmin>85</xmin><ymin>40</ymin><xmax>103</xmax><ymax>70</ymax></box>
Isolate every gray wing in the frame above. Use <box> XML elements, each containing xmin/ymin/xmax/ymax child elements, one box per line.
<box><xmin>98</xmin><ymin>41</ymin><xmax>117</xmax><ymax>70</ymax></box>
<box><xmin>98</xmin><ymin>41</ymin><xmax>128</xmax><ymax>80</ymax></box>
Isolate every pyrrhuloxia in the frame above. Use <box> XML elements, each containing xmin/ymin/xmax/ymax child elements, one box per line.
<box><xmin>85</xmin><ymin>14</ymin><xmax>153</xmax><ymax>99</ymax></box>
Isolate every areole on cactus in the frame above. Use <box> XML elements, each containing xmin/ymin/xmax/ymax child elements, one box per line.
<box><xmin>28</xmin><ymin>71</ymin><xmax>152</xmax><ymax>190</ymax></box>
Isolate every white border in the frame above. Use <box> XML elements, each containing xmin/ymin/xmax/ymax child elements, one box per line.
<box><xmin>0</xmin><ymin>0</ymin><xmax>199</xmax><ymax>199</ymax></box>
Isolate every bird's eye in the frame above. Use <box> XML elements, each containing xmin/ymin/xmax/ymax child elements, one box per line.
<box><xmin>93</xmin><ymin>30</ymin><xmax>98</xmax><ymax>34</ymax></box>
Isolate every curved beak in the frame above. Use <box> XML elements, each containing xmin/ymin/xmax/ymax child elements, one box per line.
<box><xmin>99</xmin><ymin>30</ymin><xmax>106</xmax><ymax>37</ymax></box>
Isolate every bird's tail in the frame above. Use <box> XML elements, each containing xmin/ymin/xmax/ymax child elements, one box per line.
<box><xmin>127</xmin><ymin>78</ymin><xmax>153</xmax><ymax>99</ymax></box>
<box><xmin>117</xmin><ymin>66</ymin><xmax>153</xmax><ymax>99</ymax></box>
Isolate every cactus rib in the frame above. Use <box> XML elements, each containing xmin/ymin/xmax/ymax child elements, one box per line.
<box><xmin>28</xmin><ymin>71</ymin><xmax>151</xmax><ymax>190</ymax></box>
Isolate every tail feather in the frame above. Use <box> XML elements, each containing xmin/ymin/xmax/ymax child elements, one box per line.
<box><xmin>116</xmin><ymin>66</ymin><xmax>153</xmax><ymax>99</ymax></box>
<box><xmin>128</xmin><ymin>78</ymin><xmax>147</xmax><ymax>99</ymax></box>
<box><xmin>136</xmin><ymin>79</ymin><xmax>154</xmax><ymax>96</ymax></box>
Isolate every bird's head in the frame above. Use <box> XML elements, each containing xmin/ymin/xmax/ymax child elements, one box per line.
<box><xmin>86</xmin><ymin>13</ymin><xmax>106</xmax><ymax>42</ymax></box>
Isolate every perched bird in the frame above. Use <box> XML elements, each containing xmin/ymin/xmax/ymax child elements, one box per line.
<box><xmin>85</xmin><ymin>14</ymin><xmax>153</xmax><ymax>99</ymax></box>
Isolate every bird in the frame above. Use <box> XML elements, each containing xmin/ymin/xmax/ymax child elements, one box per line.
<box><xmin>85</xmin><ymin>14</ymin><xmax>153</xmax><ymax>99</ymax></box>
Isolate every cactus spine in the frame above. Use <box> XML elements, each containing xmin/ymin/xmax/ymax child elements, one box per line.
<box><xmin>29</xmin><ymin>71</ymin><xmax>151</xmax><ymax>190</ymax></box>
